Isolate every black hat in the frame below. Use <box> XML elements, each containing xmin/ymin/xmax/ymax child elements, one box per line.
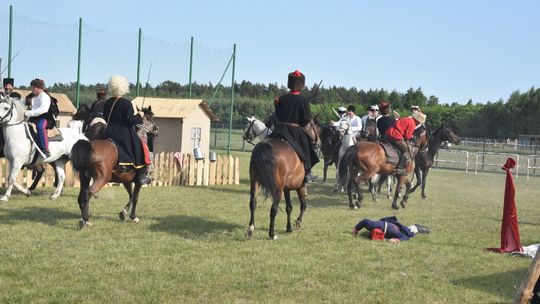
<box><xmin>3</xmin><ymin>78</ymin><xmax>14</xmax><ymax>86</ymax></box>
<box><xmin>287</xmin><ymin>70</ymin><xmax>305</xmax><ymax>91</ymax></box>
<box><xmin>30</xmin><ymin>78</ymin><xmax>45</xmax><ymax>89</ymax></box>
<box><xmin>347</xmin><ymin>105</ymin><xmax>356</xmax><ymax>113</ymax></box>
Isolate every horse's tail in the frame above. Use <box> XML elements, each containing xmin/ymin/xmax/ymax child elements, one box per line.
<box><xmin>71</xmin><ymin>140</ymin><xmax>93</xmax><ymax>172</ymax></box>
<box><xmin>337</xmin><ymin>144</ymin><xmax>358</xmax><ymax>188</ymax></box>
<box><xmin>250</xmin><ymin>141</ymin><xmax>278</xmax><ymax>200</ymax></box>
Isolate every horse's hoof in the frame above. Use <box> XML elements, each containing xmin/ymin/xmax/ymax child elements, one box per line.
<box><xmin>245</xmin><ymin>229</ymin><xmax>253</xmax><ymax>239</ymax></box>
<box><xmin>118</xmin><ymin>210</ymin><xmax>127</xmax><ymax>221</ymax></box>
<box><xmin>78</xmin><ymin>219</ymin><xmax>92</xmax><ymax>229</ymax></box>
<box><xmin>25</xmin><ymin>190</ymin><xmax>31</xmax><ymax>197</ymax></box>
<box><xmin>295</xmin><ymin>220</ymin><xmax>301</xmax><ymax>229</ymax></box>
<box><xmin>50</xmin><ymin>194</ymin><xmax>59</xmax><ymax>200</ymax></box>
<box><xmin>391</xmin><ymin>204</ymin><xmax>399</xmax><ymax>210</ymax></box>
<box><xmin>131</xmin><ymin>217</ymin><xmax>140</xmax><ymax>223</ymax></box>
<box><xmin>333</xmin><ymin>189</ymin><xmax>338</xmax><ymax>193</ymax></box>
<box><xmin>269</xmin><ymin>235</ymin><xmax>277</xmax><ymax>240</ymax></box>
<box><xmin>400</xmin><ymin>201</ymin><xmax>407</xmax><ymax>209</ymax></box>
<box><xmin>422</xmin><ymin>196</ymin><xmax>428</xmax><ymax>200</ymax></box>
<box><xmin>286</xmin><ymin>228</ymin><xmax>293</xmax><ymax>233</ymax></box>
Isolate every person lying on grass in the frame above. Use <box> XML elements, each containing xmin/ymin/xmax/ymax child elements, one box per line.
<box><xmin>351</xmin><ymin>216</ymin><xmax>430</xmax><ymax>243</ymax></box>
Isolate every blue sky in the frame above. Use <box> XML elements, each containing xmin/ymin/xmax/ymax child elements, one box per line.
<box><xmin>2</xmin><ymin>0</ymin><xmax>539</xmax><ymax>104</ymax></box>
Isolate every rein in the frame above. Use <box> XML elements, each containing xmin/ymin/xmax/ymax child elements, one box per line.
<box><xmin>244</xmin><ymin>119</ymin><xmax>269</xmax><ymax>145</ymax></box>
<box><xmin>0</xmin><ymin>101</ymin><xmax>25</xmax><ymax>127</ymax></box>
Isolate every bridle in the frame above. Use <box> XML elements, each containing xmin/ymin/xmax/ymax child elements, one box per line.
<box><xmin>306</xmin><ymin>119</ymin><xmax>321</xmax><ymax>149</ymax></box>
<box><xmin>243</xmin><ymin>119</ymin><xmax>269</xmax><ymax>145</ymax></box>
<box><xmin>0</xmin><ymin>101</ymin><xmax>24</xmax><ymax>127</ymax></box>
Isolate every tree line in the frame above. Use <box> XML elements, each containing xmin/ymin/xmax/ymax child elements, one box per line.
<box><xmin>22</xmin><ymin>81</ymin><xmax>539</xmax><ymax>139</ymax></box>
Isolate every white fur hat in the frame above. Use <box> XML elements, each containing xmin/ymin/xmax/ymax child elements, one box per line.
<box><xmin>108</xmin><ymin>75</ymin><xmax>130</xmax><ymax>97</ymax></box>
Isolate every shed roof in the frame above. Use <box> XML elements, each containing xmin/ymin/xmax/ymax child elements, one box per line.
<box><xmin>131</xmin><ymin>97</ymin><xmax>219</xmax><ymax>122</ymax></box>
<box><xmin>14</xmin><ymin>90</ymin><xmax>77</xmax><ymax>114</ymax></box>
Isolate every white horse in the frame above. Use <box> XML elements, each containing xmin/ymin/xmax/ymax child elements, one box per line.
<box><xmin>333</xmin><ymin>120</ymin><xmax>356</xmax><ymax>193</ymax></box>
<box><xmin>67</xmin><ymin>119</ymin><xmax>84</xmax><ymax>134</ymax></box>
<box><xmin>242</xmin><ymin>116</ymin><xmax>272</xmax><ymax>143</ymax></box>
<box><xmin>0</xmin><ymin>97</ymin><xmax>87</xmax><ymax>202</ymax></box>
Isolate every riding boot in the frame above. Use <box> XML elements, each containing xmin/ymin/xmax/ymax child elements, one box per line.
<box><xmin>136</xmin><ymin>166</ymin><xmax>152</xmax><ymax>185</ymax></box>
<box><xmin>42</xmin><ymin>149</ymin><xmax>51</xmax><ymax>158</ymax></box>
<box><xmin>304</xmin><ymin>169</ymin><xmax>318</xmax><ymax>183</ymax></box>
<box><xmin>394</xmin><ymin>156</ymin><xmax>408</xmax><ymax>175</ymax></box>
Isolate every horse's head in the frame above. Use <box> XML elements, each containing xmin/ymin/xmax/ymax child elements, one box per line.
<box><xmin>0</xmin><ymin>97</ymin><xmax>23</xmax><ymax>125</ymax></box>
<box><xmin>305</xmin><ymin>117</ymin><xmax>322</xmax><ymax>147</ymax></box>
<box><xmin>243</xmin><ymin>116</ymin><xmax>256</xmax><ymax>141</ymax></box>
<box><xmin>434</xmin><ymin>124</ymin><xmax>460</xmax><ymax>145</ymax></box>
<box><xmin>139</xmin><ymin>106</ymin><xmax>159</xmax><ymax>137</ymax></box>
<box><xmin>72</xmin><ymin>105</ymin><xmax>90</xmax><ymax>121</ymax></box>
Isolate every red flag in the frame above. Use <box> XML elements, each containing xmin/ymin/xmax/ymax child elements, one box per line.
<box><xmin>487</xmin><ymin>158</ymin><xmax>523</xmax><ymax>253</ymax></box>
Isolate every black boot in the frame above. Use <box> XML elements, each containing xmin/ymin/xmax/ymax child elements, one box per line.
<box><xmin>304</xmin><ymin>169</ymin><xmax>318</xmax><ymax>183</ymax></box>
<box><xmin>393</xmin><ymin>156</ymin><xmax>408</xmax><ymax>175</ymax></box>
<box><xmin>42</xmin><ymin>148</ymin><xmax>51</xmax><ymax>158</ymax></box>
<box><xmin>137</xmin><ymin>167</ymin><xmax>152</xmax><ymax>185</ymax></box>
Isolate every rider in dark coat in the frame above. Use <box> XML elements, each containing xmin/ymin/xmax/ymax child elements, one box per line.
<box><xmin>2</xmin><ymin>78</ymin><xmax>22</xmax><ymax>99</ymax></box>
<box><xmin>269</xmin><ymin>70</ymin><xmax>319</xmax><ymax>182</ymax></box>
<box><xmin>103</xmin><ymin>75</ymin><xmax>151</xmax><ymax>184</ymax></box>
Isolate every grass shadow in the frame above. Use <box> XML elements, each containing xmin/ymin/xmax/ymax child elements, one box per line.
<box><xmin>451</xmin><ymin>268</ymin><xmax>527</xmax><ymax>299</ymax></box>
<box><xmin>149</xmin><ymin>215</ymin><xmax>242</xmax><ymax>239</ymax></box>
<box><xmin>0</xmin><ymin>206</ymin><xmax>80</xmax><ymax>227</ymax></box>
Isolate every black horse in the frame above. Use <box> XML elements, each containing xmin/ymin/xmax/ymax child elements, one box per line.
<box><xmin>408</xmin><ymin>124</ymin><xmax>460</xmax><ymax>199</ymax></box>
<box><xmin>319</xmin><ymin>125</ymin><xmax>341</xmax><ymax>183</ymax></box>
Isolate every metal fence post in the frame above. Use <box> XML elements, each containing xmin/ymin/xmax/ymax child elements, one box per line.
<box><xmin>227</xmin><ymin>44</ymin><xmax>236</xmax><ymax>155</ymax></box>
<box><xmin>189</xmin><ymin>36</ymin><xmax>194</xmax><ymax>99</ymax></box>
<box><xmin>136</xmin><ymin>28</ymin><xmax>142</xmax><ymax>96</ymax></box>
<box><xmin>8</xmin><ymin>5</ymin><xmax>13</xmax><ymax>78</ymax></box>
<box><xmin>76</xmin><ymin>18</ymin><xmax>82</xmax><ymax>108</ymax></box>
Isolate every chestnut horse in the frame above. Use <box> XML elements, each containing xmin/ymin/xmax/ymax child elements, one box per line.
<box><xmin>337</xmin><ymin>127</ymin><xmax>428</xmax><ymax>210</ymax></box>
<box><xmin>245</xmin><ymin>118</ymin><xmax>321</xmax><ymax>240</ymax></box>
<box><xmin>70</xmin><ymin>108</ymin><xmax>157</xmax><ymax>228</ymax></box>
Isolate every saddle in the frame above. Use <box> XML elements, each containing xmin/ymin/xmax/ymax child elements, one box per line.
<box><xmin>378</xmin><ymin>140</ymin><xmax>400</xmax><ymax>165</ymax></box>
<box><xmin>28</xmin><ymin>123</ymin><xmax>64</xmax><ymax>142</ymax></box>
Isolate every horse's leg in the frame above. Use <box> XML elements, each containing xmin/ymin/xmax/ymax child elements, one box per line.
<box><xmin>400</xmin><ymin>178</ymin><xmax>413</xmax><ymax>209</ymax></box>
<box><xmin>129</xmin><ymin>182</ymin><xmax>142</xmax><ymax>222</ymax></box>
<box><xmin>284</xmin><ymin>190</ymin><xmax>293</xmax><ymax>233</ymax></box>
<box><xmin>269</xmin><ymin>188</ymin><xmax>283</xmax><ymax>240</ymax></box>
<box><xmin>352</xmin><ymin>175</ymin><xmax>364</xmax><ymax>209</ymax></box>
<box><xmin>421</xmin><ymin>168</ymin><xmax>430</xmax><ymax>199</ymax></box>
<box><xmin>118</xmin><ymin>182</ymin><xmax>133</xmax><ymax>221</ymax></box>
<box><xmin>322</xmin><ymin>161</ymin><xmax>329</xmax><ymax>184</ymax></box>
<box><xmin>391</xmin><ymin>175</ymin><xmax>405</xmax><ymax>210</ymax></box>
<box><xmin>246</xmin><ymin>180</ymin><xmax>259</xmax><ymax>238</ymax></box>
<box><xmin>77</xmin><ymin>172</ymin><xmax>93</xmax><ymax>228</ymax></box>
<box><xmin>295</xmin><ymin>185</ymin><xmax>308</xmax><ymax>229</ymax></box>
<box><xmin>409</xmin><ymin>166</ymin><xmax>422</xmax><ymax>194</ymax></box>
<box><xmin>28</xmin><ymin>165</ymin><xmax>45</xmax><ymax>191</ymax></box>
<box><xmin>346</xmin><ymin>170</ymin><xmax>356</xmax><ymax>209</ymax></box>
<box><xmin>1</xmin><ymin>160</ymin><xmax>30</xmax><ymax>202</ymax></box>
<box><xmin>50</xmin><ymin>160</ymin><xmax>66</xmax><ymax>199</ymax></box>
<box><xmin>386</xmin><ymin>175</ymin><xmax>394</xmax><ymax>199</ymax></box>
<box><xmin>369</xmin><ymin>175</ymin><xmax>379</xmax><ymax>202</ymax></box>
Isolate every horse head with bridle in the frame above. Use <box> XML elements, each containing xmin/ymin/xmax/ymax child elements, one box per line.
<box><xmin>70</xmin><ymin>108</ymin><xmax>158</xmax><ymax>228</ymax></box>
<box><xmin>242</xmin><ymin>116</ymin><xmax>271</xmax><ymax>144</ymax></box>
<box><xmin>337</xmin><ymin>126</ymin><xmax>428</xmax><ymax>210</ymax></box>
<box><xmin>136</xmin><ymin>106</ymin><xmax>159</xmax><ymax>149</ymax></box>
<box><xmin>246</xmin><ymin>117</ymin><xmax>321</xmax><ymax>240</ymax></box>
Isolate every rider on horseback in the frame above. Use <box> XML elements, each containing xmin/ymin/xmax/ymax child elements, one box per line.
<box><xmin>85</xmin><ymin>88</ymin><xmax>107</xmax><ymax>132</ymax></box>
<box><xmin>103</xmin><ymin>75</ymin><xmax>152</xmax><ymax>185</ymax></box>
<box><xmin>24</xmin><ymin>79</ymin><xmax>53</xmax><ymax>158</ymax></box>
<box><xmin>376</xmin><ymin>101</ymin><xmax>397</xmax><ymax>139</ymax></box>
<box><xmin>345</xmin><ymin>105</ymin><xmax>363</xmax><ymax>139</ymax></box>
<box><xmin>269</xmin><ymin>70</ymin><xmax>319</xmax><ymax>182</ymax></box>
<box><xmin>384</xmin><ymin>111</ymin><xmax>427</xmax><ymax>175</ymax></box>
<box><xmin>2</xmin><ymin>78</ymin><xmax>22</xmax><ymax>99</ymax></box>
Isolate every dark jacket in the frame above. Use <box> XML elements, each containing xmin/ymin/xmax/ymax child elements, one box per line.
<box><xmin>269</xmin><ymin>92</ymin><xmax>319</xmax><ymax>170</ymax></box>
<box><xmin>103</xmin><ymin>97</ymin><xmax>145</xmax><ymax>169</ymax></box>
<box><xmin>377</xmin><ymin>116</ymin><xmax>396</xmax><ymax>139</ymax></box>
<box><xmin>354</xmin><ymin>216</ymin><xmax>415</xmax><ymax>241</ymax></box>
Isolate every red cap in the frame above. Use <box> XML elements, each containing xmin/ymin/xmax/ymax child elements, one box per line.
<box><xmin>292</xmin><ymin>70</ymin><xmax>302</xmax><ymax>76</ymax></box>
<box><xmin>371</xmin><ymin>228</ymin><xmax>385</xmax><ymax>240</ymax></box>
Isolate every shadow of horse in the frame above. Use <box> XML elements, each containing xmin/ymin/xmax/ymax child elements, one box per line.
<box><xmin>0</xmin><ymin>207</ymin><xmax>80</xmax><ymax>227</ymax></box>
<box><xmin>149</xmin><ymin>215</ymin><xmax>242</xmax><ymax>239</ymax></box>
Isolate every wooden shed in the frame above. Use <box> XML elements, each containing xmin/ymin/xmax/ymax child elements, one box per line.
<box><xmin>14</xmin><ymin>89</ymin><xmax>77</xmax><ymax>128</ymax></box>
<box><xmin>131</xmin><ymin>97</ymin><xmax>219</xmax><ymax>157</ymax></box>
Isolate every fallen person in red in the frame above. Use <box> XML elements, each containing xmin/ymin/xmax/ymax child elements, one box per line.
<box><xmin>351</xmin><ymin>216</ymin><xmax>430</xmax><ymax>243</ymax></box>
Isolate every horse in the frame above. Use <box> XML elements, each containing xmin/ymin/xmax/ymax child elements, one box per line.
<box><xmin>136</xmin><ymin>106</ymin><xmax>159</xmax><ymax>172</ymax></box>
<box><xmin>67</xmin><ymin>105</ymin><xmax>88</xmax><ymax>134</ymax></box>
<box><xmin>70</xmin><ymin>109</ymin><xmax>158</xmax><ymax>228</ymax></box>
<box><xmin>333</xmin><ymin>120</ymin><xmax>356</xmax><ymax>192</ymax></box>
<box><xmin>0</xmin><ymin>97</ymin><xmax>87</xmax><ymax>202</ymax></box>
<box><xmin>319</xmin><ymin>124</ymin><xmax>340</xmax><ymax>183</ymax></box>
<box><xmin>242</xmin><ymin>116</ymin><xmax>271</xmax><ymax>144</ymax></box>
<box><xmin>408</xmin><ymin>125</ymin><xmax>460</xmax><ymax>199</ymax></box>
<box><xmin>245</xmin><ymin>118</ymin><xmax>321</xmax><ymax>240</ymax></box>
<box><xmin>337</xmin><ymin>127</ymin><xmax>428</xmax><ymax>210</ymax></box>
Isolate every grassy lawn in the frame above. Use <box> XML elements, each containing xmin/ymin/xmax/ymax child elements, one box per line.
<box><xmin>0</xmin><ymin>150</ymin><xmax>538</xmax><ymax>303</ymax></box>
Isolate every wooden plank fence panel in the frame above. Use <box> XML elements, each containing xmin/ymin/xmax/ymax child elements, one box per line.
<box><xmin>167</xmin><ymin>153</ymin><xmax>174</xmax><ymax>186</ymax></box>
<box><xmin>216</xmin><ymin>155</ymin><xmax>224</xmax><ymax>185</ymax></box>
<box><xmin>45</xmin><ymin>164</ymin><xmax>54</xmax><ymax>187</ymax></box>
<box><xmin>228</xmin><ymin>155</ymin><xmax>234</xmax><ymax>185</ymax></box>
<box><xmin>208</xmin><ymin>159</ymin><xmax>216</xmax><ymax>186</ymax></box>
<box><xmin>234</xmin><ymin>156</ymin><xmax>240</xmax><ymax>185</ymax></box>
<box><xmin>0</xmin><ymin>159</ymin><xmax>4</xmax><ymax>187</ymax></box>
<box><xmin>196</xmin><ymin>159</ymin><xmax>203</xmax><ymax>186</ymax></box>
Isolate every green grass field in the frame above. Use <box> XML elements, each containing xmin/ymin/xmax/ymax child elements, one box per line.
<box><xmin>0</xmin><ymin>150</ymin><xmax>538</xmax><ymax>303</ymax></box>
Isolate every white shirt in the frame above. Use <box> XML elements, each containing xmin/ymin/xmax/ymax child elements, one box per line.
<box><xmin>25</xmin><ymin>91</ymin><xmax>51</xmax><ymax>118</ymax></box>
<box><xmin>349</xmin><ymin>115</ymin><xmax>363</xmax><ymax>134</ymax></box>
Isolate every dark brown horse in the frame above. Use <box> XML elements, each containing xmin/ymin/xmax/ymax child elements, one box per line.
<box><xmin>338</xmin><ymin>127</ymin><xmax>428</xmax><ymax>210</ymax></box>
<box><xmin>246</xmin><ymin>118</ymin><xmax>321</xmax><ymax>240</ymax></box>
<box><xmin>70</xmin><ymin>109</ymin><xmax>157</xmax><ymax>228</ymax></box>
<box><xmin>408</xmin><ymin>125</ymin><xmax>460</xmax><ymax>199</ymax></box>
<box><xmin>319</xmin><ymin>124</ymin><xmax>340</xmax><ymax>183</ymax></box>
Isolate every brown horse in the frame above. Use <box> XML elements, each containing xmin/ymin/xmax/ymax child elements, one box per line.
<box><xmin>337</xmin><ymin>127</ymin><xmax>428</xmax><ymax>210</ymax></box>
<box><xmin>70</xmin><ymin>109</ymin><xmax>157</xmax><ymax>228</ymax></box>
<box><xmin>245</xmin><ymin>118</ymin><xmax>321</xmax><ymax>240</ymax></box>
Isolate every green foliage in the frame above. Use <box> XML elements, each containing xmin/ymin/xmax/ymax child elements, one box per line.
<box><xmin>41</xmin><ymin>81</ymin><xmax>540</xmax><ymax>138</ymax></box>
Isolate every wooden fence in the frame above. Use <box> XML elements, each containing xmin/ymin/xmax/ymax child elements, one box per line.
<box><xmin>0</xmin><ymin>152</ymin><xmax>240</xmax><ymax>188</ymax></box>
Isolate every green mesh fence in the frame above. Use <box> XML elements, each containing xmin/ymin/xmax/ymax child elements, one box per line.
<box><xmin>0</xmin><ymin>9</ymin><xmax>233</xmax><ymax>95</ymax></box>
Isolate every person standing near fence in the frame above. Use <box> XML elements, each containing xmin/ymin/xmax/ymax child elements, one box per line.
<box><xmin>269</xmin><ymin>70</ymin><xmax>319</xmax><ymax>182</ymax></box>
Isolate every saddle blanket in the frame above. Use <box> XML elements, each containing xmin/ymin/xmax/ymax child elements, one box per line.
<box><xmin>378</xmin><ymin>140</ymin><xmax>400</xmax><ymax>165</ymax></box>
